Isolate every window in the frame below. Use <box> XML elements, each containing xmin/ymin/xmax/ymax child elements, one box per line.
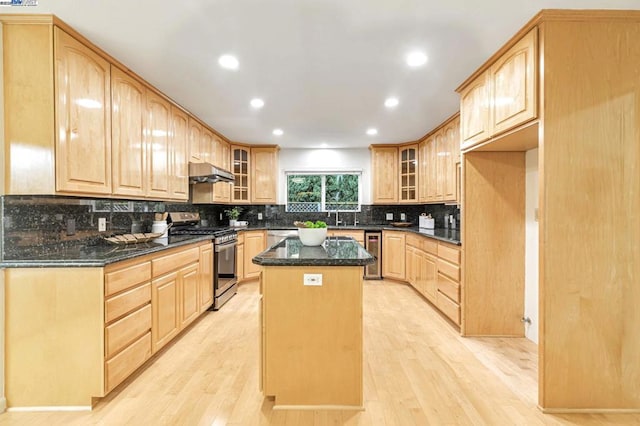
<box><xmin>287</xmin><ymin>172</ymin><xmax>361</xmax><ymax>212</ymax></box>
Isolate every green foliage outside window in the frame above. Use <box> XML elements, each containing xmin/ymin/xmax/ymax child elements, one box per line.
<box><xmin>287</xmin><ymin>173</ymin><xmax>360</xmax><ymax>212</ymax></box>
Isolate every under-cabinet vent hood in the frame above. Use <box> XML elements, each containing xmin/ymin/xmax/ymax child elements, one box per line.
<box><xmin>188</xmin><ymin>162</ymin><xmax>234</xmax><ymax>184</ymax></box>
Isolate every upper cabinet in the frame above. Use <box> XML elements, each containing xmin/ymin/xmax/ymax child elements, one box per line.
<box><xmin>213</xmin><ymin>137</ymin><xmax>231</xmax><ymax>203</ymax></box>
<box><xmin>251</xmin><ymin>147</ymin><xmax>279</xmax><ymax>204</ymax></box>
<box><xmin>231</xmin><ymin>145</ymin><xmax>251</xmax><ymax>203</ymax></box>
<box><xmin>54</xmin><ymin>27</ymin><xmax>112</xmax><ymax>195</ymax></box>
<box><xmin>370</xmin><ymin>147</ymin><xmax>398</xmax><ymax>204</ymax></box>
<box><xmin>145</xmin><ymin>91</ymin><xmax>172</xmax><ymax>199</ymax></box>
<box><xmin>169</xmin><ymin>107</ymin><xmax>189</xmax><ymax>200</ymax></box>
<box><xmin>188</xmin><ymin>118</ymin><xmax>204</xmax><ymax>163</ymax></box>
<box><xmin>459</xmin><ymin>28</ymin><xmax>538</xmax><ymax>150</ymax></box>
<box><xmin>399</xmin><ymin>145</ymin><xmax>418</xmax><ymax>203</ymax></box>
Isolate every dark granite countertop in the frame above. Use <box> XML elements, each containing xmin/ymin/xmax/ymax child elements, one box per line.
<box><xmin>0</xmin><ymin>235</ymin><xmax>213</xmax><ymax>268</ymax></box>
<box><xmin>252</xmin><ymin>236</ymin><xmax>375</xmax><ymax>267</ymax></box>
<box><xmin>239</xmin><ymin>225</ymin><xmax>461</xmax><ymax>245</ymax></box>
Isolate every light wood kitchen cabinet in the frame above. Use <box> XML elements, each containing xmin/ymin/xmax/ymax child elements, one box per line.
<box><xmin>199</xmin><ymin>243</ymin><xmax>214</xmax><ymax>312</ymax></box>
<box><xmin>418</xmin><ymin>250</ymin><xmax>438</xmax><ymax>302</ymax></box>
<box><xmin>232</xmin><ymin>145</ymin><xmax>251</xmax><ymax>203</ymax></box>
<box><xmin>170</xmin><ymin>106</ymin><xmax>189</xmax><ymax>200</ymax></box>
<box><xmin>188</xmin><ymin>118</ymin><xmax>204</xmax><ymax>163</ymax></box>
<box><xmin>382</xmin><ymin>231</ymin><xmax>405</xmax><ymax>280</ymax></box>
<box><xmin>151</xmin><ymin>245</ymin><xmax>202</xmax><ymax>352</ymax></box>
<box><xmin>459</xmin><ymin>70</ymin><xmax>491</xmax><ymax>150</ymax></box>
<box><xmin>201</xmin><ymin>127</ymin><xmax>215</xmax><ymax>165</ymax></box>
<box><xmin>145</xmin><ymin>90</ymin><xmax>172</xmax><ymax>199</ymax></box>
<box><xmin>213</xmin><ymin>137</ymin><xmax>232</xmax><ymax>203</ymax></box>
<box><xmin>435</xmin><ymin>241</ymin><xmax>461</xmax><ymax>325</ymax></box>
<box><xmin>251</xmin><ymin>147</ymin><xmax>279</xmax><ymax>204</ymax></box>
<box><xmin>419</xmin><ymin>114</ymin><xmax>460</xmax><ymax>204</ymax></box>
<box><xmin>399</xmin><ymin>144</ymin><xmax>418</xmax><ymax>203</ymax></box>
<box><xmin>54</xmin><ymin>27</ymin><xmax>112</xmax><ymax>195</ymax></box>
<box><xmin>243</xmin><ymin>230</ymin><xmax>266</xmax><ymax>281</ymax></box>
<box><xmin>371</xmin><ymin>147</ymin><xmax>398</xmax><ymax>204</ymax></box>
<box><xmin>405</xmin><ymin>234</ymin><xmax>438</xmax><ymax>303</ymax></box>
<box><xmin>236</xmin><ymin>235</ymin><xmax>245</xmax><ymax>282</ymax></box>
<box><xmin>489</xmin><ymin>28</ymin><xmax>537</xmax><ymax>136</ymax></box>
<box><xmin>459</xmin><ymin>29</ymin><xmax>537</xmax><ymax>150</ymax></box>
<box><xmin>111</xmin><ymin>66</ymin><xmax>146</xmax><ymax>198</ymax></box>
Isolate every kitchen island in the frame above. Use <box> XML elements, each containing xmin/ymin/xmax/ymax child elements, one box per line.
<box><xmin>253</xmin><ymin>236</ymin><xmax>374</xmax><ymax>409</ymax></box>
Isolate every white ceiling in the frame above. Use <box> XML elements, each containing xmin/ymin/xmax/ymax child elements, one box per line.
<box><xmin>4</xmin><ymin>0</ymin><xmax>639</xmax><ymax>148</ymax></box>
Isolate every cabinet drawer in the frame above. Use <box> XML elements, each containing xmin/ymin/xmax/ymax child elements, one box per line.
<box><xmin>437</xmin><ymin>273</ymin><xmax>460</xmax><ymax>303</ymax></box>
<box><xmin>436</xmin><ymin>291</ymin><xmax>460</xmax><ymax>325</ymax></box>
<box><xmin>105</xmin><ymin>331</ymin><xmax>152</xmax><ymax>393</ymax></box>
<box><xmin>437</xmin><ymin>258</ymin><xmax>460</xmax><ymax>282</ymax></box>
<box><xmin>105</xmin><ymin>283</ymin><xmax>151</xmax><ymax>323</ymax></box>
<box><xmin>105</xmin><ymin>304</ymin><xmax>152</xmax><ymax>358</ymax></box>
<box><xmin>105</xmin><ymin>261</ymin><xmax>151</xmax><ymax>296</ymax></box>
<box><xmin>438</xmin><ymin>242</ymin><xmax>460</xmax><ymax>265</ymax></box>
<box><xmin>421</xmin><ymin>238</ymin><xmax>438</xmax><ymax>255</ymax></box>
<box><xmin>406</xmin><ymin>233</ymin><xmax>421</xmax><ymax>248</ymax></box>
<box><xmin>152</xmin><ymin>247</ymin><xmax>199</xmax><ymax>277</ymax></box>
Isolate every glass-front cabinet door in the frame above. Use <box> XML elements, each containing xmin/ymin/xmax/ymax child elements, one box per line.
<box><xmin>231</xmin><ymin>146</ymin><xmax>250</xmax><ymax>203</ymax></box>
<box><xmin>399</xmin><ymin>145</ymin><xmax>418</xmax><ymax>203</ymax></box>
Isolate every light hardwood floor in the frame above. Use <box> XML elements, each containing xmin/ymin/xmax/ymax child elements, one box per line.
<box><xmin>1</xmin><ymin>280</ymin><xmax>639</xmax><ymax>425</ymax></box>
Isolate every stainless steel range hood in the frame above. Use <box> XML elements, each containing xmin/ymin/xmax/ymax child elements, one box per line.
<box><xmin>189</xmin><ymin>162</ymin><xmax>235</xmax><ymax>184</ymax></box>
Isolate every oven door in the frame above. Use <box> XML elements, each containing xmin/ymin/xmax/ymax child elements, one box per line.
<box><xmin>215</xmin><ymin>240</ymin><xmax>237</xmax><ymax>294</ymax></box>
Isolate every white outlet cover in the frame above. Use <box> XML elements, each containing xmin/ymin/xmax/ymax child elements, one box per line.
<box><xmin>303</xmin><ymin>273</ymin><xmax>322</xmax><ymax>286</ymax></box>
<box><xmin>386</xmin><ymin>213</ymin><xmax>393</xmax><ymax>220</ymax></box>
<box><xmin>98</xmin><ymin>217</ymin><xmax>106</xmax><ymax>232</ymax></box>
<box><xmin>400</xmin><ymin>213</ymin><xmax>406</xmax><ymax>221</ymax></box>
<box><xmin>258</xmin><ymin>212</ymin><xmax>263</xmax><ymax>220</ymax></box>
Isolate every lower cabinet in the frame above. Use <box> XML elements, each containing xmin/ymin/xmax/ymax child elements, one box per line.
<box><xmin>242</xmin><ymin>230</ymin><xmax>266</xmax><ymax>281</ymax></box>
<box><xmin>403</xmin><ymin>233</ymin><xmax>461</xmax><ymax>327</ymax></box>
<box><xmin>382</xmin><ymin>231</ymin><xmax>406</xmax><ymax>280</ymax></box>
<box><xmin>3</xmin><ymin>240</ymin><xmax>213</xmax><ymax>407</ymax></box>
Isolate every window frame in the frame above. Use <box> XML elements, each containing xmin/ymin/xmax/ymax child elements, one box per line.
<box><xmin>285</xmin><ymin>170</ymin><xmax>362</xmax><ymax>213</ymax></box>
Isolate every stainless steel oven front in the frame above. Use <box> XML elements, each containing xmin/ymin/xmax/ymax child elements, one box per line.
<box><xmin>213</xmin><ymin>235</ymin><xmax>238</xmax><ymax>310</ymax></box>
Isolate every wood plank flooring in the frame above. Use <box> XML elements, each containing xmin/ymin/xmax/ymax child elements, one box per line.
<box><xmin>1</xmin><ymin>280</ymin><xmax>639</xmax><ymax>425</ymax></box>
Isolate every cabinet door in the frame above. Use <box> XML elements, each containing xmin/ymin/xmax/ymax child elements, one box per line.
<box><xmin>434</xmin><ymin>131</ymin><xmax>446</xmax><ymax>201</ymax></box>
<box><xmin>213</xmin><ymin>138</ymin><xmax>231</xmax><ymax>203</ymax></box>
<box><xmin>418</xmin><ymin>140</ymin><xmax>429</xmax><ymax>202</ymax></box>
<box><xmin>251</xmin><ymin>147</ymin><xmax>278</xmax><ymax>204</ymax></box>
<box><xmin>490</xmin><ymin>28</ymin><xmax>537</xmax><ymax>136</ymax></box>
<box><xmin>201</xmin><ymin>127</ymin><xmax>215</xmax><ymax>166</ymax></box>
<box><xmin>188</xmin><ymin>118</ymin><xmax>203</xmax><ymax>163</ymax></box>
<box><xmin>244</xmin><ymin>231</ymin><xmax>265</xmax><ymax>280</ymax></box>
<box><xmin>54</xmin><ymin>28</ymin><xmax>112</xmax><ymax>195</ymax></box>
<box><xmin>442</xmin><ymin>120</ymin><xmax>458</xmax><ymax>202</ymax></box>
<box><xmin>111</xmin><ymin>66</ymin><xmax>146</xmax><ymax>198</ymax></box>
<box><xmin>180</xmin><ymin>263</ymin><xmax>200</xmax><ymax>328</ymax></box>
<box><xmin>399</xmin><ymin>145</ymin><xmax>418</xmax><ymax>203</ymax></box>
<box><xmin>382</xmin><ymin>231</ymin><xmax>405</xmax><ymax>280</ymax></box>
<box><xmin>231</xmin><ymin>146</ymin><xmax>251</xmax><ymax>203</ymax></box>
<box><xmin>371</xmin><ymin>147</ymin><xmax>398</xmax><ymax>204</ymax></box>
<box><xmin>237</xmin><ymin>243</ymin><xmax>245</xmax><ymax>282</ymax></box>
<box><xmin>424</xmin><ymin>136</ymin><xmax>437</xmax><ymax>202</ymax></box>
<box><xmin>170</xmin><ymin>107</ymin><xmax>189</xmax><ymax>200</ymax></box>
<box><xmin>199</xmin><ymin>244</ymin><xmax>214</xmax><ymax>312</ymax></box>
<box><xmin>419</xmin><ymin>251</ymin><xmax>437</xmax><ymax>303</ymax></box>
<box><xmin>151</xmin><ymin>272</ymin><xmax>180</xmax><ymax>353</ymax></box>
<box><xmin>459</xmin><ymin>70</ymin><xmax>490</xmax><ymax>150</ymax></box>
<box><xmin>405</xmin><ymin>246</ymin><xmax>417</xmax><ymax>288</ymax></box>
<box><xmin>145</xmin><ymin>91</ymin><xmax>171</xmax><ymax>199</ymax></box>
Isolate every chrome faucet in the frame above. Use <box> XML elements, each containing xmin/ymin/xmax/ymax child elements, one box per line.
<box><xmin>334</xmin><ymin>210</ymin><xmax>342</xmax><ymax>226</ymax></box>
<box><xmin>353</xmin><ymin>212</ymin><xmax>359</xmax><ymax>226</ymax></box>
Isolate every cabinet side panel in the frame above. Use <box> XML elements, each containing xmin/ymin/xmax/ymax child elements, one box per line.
<box><xmin>462</xmin><ymin>151</ymin><xmax>525</xmax><ymax>336</ymax></box>
<box><xmin>540</xmin><ymin>20</ymin><xmax>640</xmax><ymax>410</ymax></box>
<box><xmin>2</xmin><ymin>23</ymin><xmax>55</xmax><ymax>194</ymax></box>
<box><xmin>5</xmin><ymin>268</ymin><xmax>104</xmax><ymax>407</ymax></box>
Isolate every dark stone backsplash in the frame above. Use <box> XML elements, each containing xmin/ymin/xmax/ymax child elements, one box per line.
<box><xmin>1</xmin><ymin>195</ymin><xmax>459</xmax><ymax>260</ymax></box>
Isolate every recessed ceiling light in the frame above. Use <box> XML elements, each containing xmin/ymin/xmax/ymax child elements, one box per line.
<box><xmin>218</xmin><ymin>54</ymin><xmax>239</xmax><ymax>70</ymax></box>
<box><xmin>366</xmin><ymin>128</ymin><xmax>378</xmax><ymax>136</ymax></box>
<box><xmin>384</xmin><ymin>97</ymin><xmax>399</xmax><ymax>108</ymax></box>
<box><xmin>273</xmin><ymin>128</ymin><xmax>284</xmax><ymax>136</ymax></box>
<box><xmin>250</xmin><ymin>98</ymin><xmax>264</xmax><ymax>109</ymax></box>
<box><xmin>406</xmin><ymin>51</ymin><xmax>428</xmax><ymax>67</ymax></box>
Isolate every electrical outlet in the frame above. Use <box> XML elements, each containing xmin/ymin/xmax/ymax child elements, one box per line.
<box><xmin>220</xmin><ymin>212</ymin><xmax>223</xmax><ymax>220</ymax></box>
<box><xmin>386</xmin><ymin>213</ymin><xmax>393</xmax><ymax>221</ymax></box>
<box><xmin>258</xmin><ymin>212</ymin><xmax>263</xmax><ymax>220</ymax></box>
<box><xmin>400</xmin><ymin>213</ymin><xmax>406</xmax><ymax>221</ymax></box>
<box><xmin>66</xmin><ymin>219</ymin><xmax>76</xmax><ymax>236</ymax></box>
<box><xmin>98</xmin><ymin>217</ymin><xmax>106</xmax><ymax>232</ymax></box>
<box><xmin>303</xmin><ymin>274</ymin><xmax>322</xmax><ymax>286</ymax></box>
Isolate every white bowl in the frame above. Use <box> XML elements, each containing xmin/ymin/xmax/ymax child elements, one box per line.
<box><xmin>297</xmin><ymin>227</ymin><xmax>327</xmax><ymax>246</ymax></box>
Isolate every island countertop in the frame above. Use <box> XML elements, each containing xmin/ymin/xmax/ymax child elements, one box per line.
<box><xmin>252</xmin><ymin>236</ymin><xmax>375</xmax><ymax>267</ymax></box>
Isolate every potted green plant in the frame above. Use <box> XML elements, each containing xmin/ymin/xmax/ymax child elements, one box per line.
<box><xmin>224</xmin><ymin>206</ymin><xmax>242</xmax><ymax>227</ymax></box>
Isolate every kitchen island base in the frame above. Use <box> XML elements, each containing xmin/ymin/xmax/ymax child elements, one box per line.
<box><xmin>261</xmin><ymin>265</ymin><xmax>363</xmax><ymax>409</ymax></box>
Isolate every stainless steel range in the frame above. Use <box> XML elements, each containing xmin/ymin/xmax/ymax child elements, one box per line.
<box><xmin>168</xmin><ymin>212</ymin><xmax>238</xmax><ymax>310</ymax></box>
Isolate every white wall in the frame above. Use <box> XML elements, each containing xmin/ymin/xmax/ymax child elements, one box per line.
<box><xmin>524</xmin><ymin>148</ymin><xmax>539</xmax><ymax>343</ymax></box>
<box><xmin>277</xmin><ymin>148</ymin><xmax>372</xmax><ymax>205</ymax></box>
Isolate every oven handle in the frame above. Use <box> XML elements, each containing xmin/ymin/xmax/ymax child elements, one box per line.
<box><xmin>215</xmin><ymin>241</ymin><xmax>237</xmax><ymax>252</ymax></box>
